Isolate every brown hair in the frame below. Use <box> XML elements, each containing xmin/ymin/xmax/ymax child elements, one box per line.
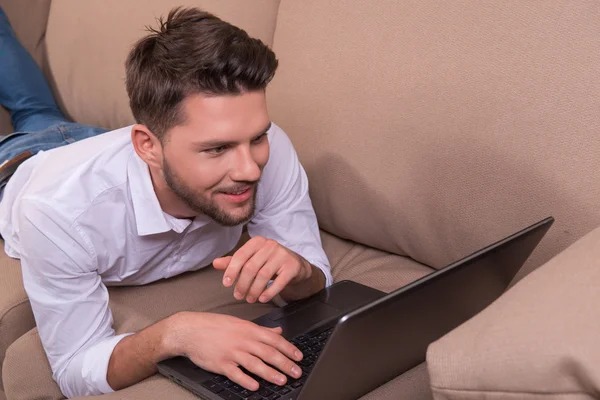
<box><xmin>125</xmin><ymin>7</ymin><xmax>278</xmax><ymax>141</ymax></box>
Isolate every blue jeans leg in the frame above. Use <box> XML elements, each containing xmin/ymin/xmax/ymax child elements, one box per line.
<box><xmin>0</xmin><ymin>6</ymin><xmax>69</xmax><ymax>132</ymax></box>
<box><xmin>0</xmin><ymin>123</ymin><xmax>109</xmax><ymax>165</ymax></box>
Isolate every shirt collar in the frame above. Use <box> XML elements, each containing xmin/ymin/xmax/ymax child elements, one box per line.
<box><xmin>127</xmin><ymin>152</ymin><xmax>173</xmax><ymax>236</ymax></box>
<box><xmin>127</xmin><ymin>152</ymin><xmax>214</xmax><ymax>235</ymax></box>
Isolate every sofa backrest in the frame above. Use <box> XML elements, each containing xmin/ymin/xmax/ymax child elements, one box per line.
<box><xmin>3</xmin><ymin>0</ymin><xmax>600</xmax><ymax>278</ymax></box>
<box><xmin>268</xmin><ymin>0</ymin><xmax>600</xmax><ymax>277</ymax></box>
<box><xmin>43</xmin><ymin>0</ymin><xmax>281</xmax><ymax>129</ymax></box>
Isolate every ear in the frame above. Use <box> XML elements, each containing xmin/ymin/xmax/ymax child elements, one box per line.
<box><xmin>131</xmin><ymin>124</ymin><xmax>162</xmax><ymax>169</ymax></box>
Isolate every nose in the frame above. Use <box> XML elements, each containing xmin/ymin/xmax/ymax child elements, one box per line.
<box><xmin>230</xmin><ymin>146</ymin><xmax>261</xmax><ymax>182</ymax></box>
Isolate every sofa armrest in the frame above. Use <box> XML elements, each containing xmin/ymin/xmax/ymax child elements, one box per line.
<box><xmin>426</xmin><ymin>225</ymin><xmax>600</xmax><ymax>399</ymax></box>
<box><xmin>0</xmin><ymin>253</ymin><xmax>34</xmax><ymax>392</ymax></box>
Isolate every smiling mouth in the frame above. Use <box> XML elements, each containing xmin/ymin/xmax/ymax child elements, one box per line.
<box><xmin>226</xmin><ymin>188</ymin><xmax>249</xmax><ymax>195</ymax></box>
<box><xmin>221</xmin><ymin>186</ymin><xmax>251</xmax><ymax>195</ymax></box>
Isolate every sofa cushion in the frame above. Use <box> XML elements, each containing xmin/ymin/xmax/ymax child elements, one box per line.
<box><xmin>44</xmin><ymin>0</ymin><xmax>281</xmax><ymax>131</ymax></box>
<box><xmin>426</xmin><ymin>225</ymin><xmax>600</xmax><ymax>399</ymax></box>
<box><xmin>0</xmin><ymin>0</ymin><xmax>51</xmax><ymax>135</ymax></box>
<box><xmin>0</xmin><ymin>253</ymin><xmax>34</xmax><ymax>392</ymax></box>
<box><xmin>268</xmin><ymin>0</ymin><xmax>600</xmax><ymax>279</ymax></box>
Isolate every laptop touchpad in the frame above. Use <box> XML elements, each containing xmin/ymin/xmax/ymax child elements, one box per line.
<box><xmin>269</xmin><ymin>302</ymin><xmax>341</xmax><ymax>338</ymax></box>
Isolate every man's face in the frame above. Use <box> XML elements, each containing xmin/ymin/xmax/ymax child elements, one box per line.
<box><xmin>160</xmin><ymin>91</ymin><xmax>271</xmax><ymax>226</ymax></box>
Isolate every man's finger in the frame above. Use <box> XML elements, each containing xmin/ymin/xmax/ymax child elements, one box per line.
<box><xmin>222</xmin><ymin>238</ymin><xmax>264</xmax><ymax>287</ymax></box>
<box><xmin>222</xmin><ymin>364</ymin><xmax>259</xmax><ymax>392</ymax></box>
<box><xmin>238</xmin><ymin>353</ymin><xmax>288</xmax><ymax>387</ymax></box>
<box><xmin>245</xmin><ymin>253</ymin><xmax>287</xmax><ymax>303</ymax></box>
<box><xmin>258</xmin><ymin>269</ymin><xmax>296</xmax><ymax>304</ymax></box>
<box><xmin>213</xmin><ymin>256</ymin><xmax>232</xmax><ymax>271</ymax></box>
<box><xmin>250</xmin><ymin>343</ymin><xmax>303</xmax><ymax>383</ymax></box>
<box><xmin>233</xmin><ymin>244</ymin><xmax>275</xmax><ymax>301</ymax></box>
<box><xmin>257</xmin><ymin>326</ymin><xmax>303</xmax><ymax>362</ymax></box>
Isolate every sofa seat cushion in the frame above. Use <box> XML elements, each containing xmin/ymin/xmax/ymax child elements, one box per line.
<box><xmin>0</xmin><ymin>252</ymin><xmax>34</xmax><ymax>392</ymax></box>
<box><xmin>3</xmin><ymin>231</ymin><xmax>433</xmax><ymax>399</ymax></box>
<box><xmin>426</xmin><ymin>225</ymin><xmax>600</xmax><ymax>399</ymax></box>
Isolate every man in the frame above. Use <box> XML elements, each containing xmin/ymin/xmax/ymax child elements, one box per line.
<box><xmin>0</xmin><ymin>6</ymin><xmax>332</xmax><ymax>398</ymax></box>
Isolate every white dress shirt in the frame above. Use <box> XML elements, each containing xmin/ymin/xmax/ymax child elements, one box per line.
<box><xmin>0</xmin><ymin>123</ymin><xmax>332</xmax><ymax>398</ymax></box>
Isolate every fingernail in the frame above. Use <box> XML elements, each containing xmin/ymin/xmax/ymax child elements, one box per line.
<box><xmin>295</xmin><ymin>350</ymin><xmax>302</xmax><ymax>359</ymax></box>
<box><xmin>292</xmin><ymin>366</ymin><xmax>301</xmax><ymax>376</ymax></box>
<box><xmin>223</xmin><ymin>277</ymin><xmax>232</xmax><ymax>286</ymax></box>
<box><xmin>259</xmin><ymin>295</ymin><xmax>268</xmax><ymax>303</ymax></box>
<box><xmin>246</xmin><ymin>296</ymin><xmax>255</xmax><ymax>303</ymax></box>
<box><xmin>276</xmin><ymin>375</ymin><xmax>286</xmax><ymax>385</ymax></box>
<box><xmin>234</xmin><ymin>291</ymin><xmax>244</xmax><ymax>300</ymax></box>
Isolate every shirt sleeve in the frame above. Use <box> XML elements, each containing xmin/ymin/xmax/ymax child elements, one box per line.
<box><xmin>248</xmin><ymin>124</ymin><xmax>333</xmax><ymax>287</ymax></box>
<box><xmin>17</xmin><ymin>198</ymin><xmax>131</xmax><ymax>397</ymax></box>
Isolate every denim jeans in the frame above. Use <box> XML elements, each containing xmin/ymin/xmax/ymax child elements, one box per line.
<box><xmin>0</xmin><ymin>6</ymin><xmax>107</xmax><ymax>166</ymax></box>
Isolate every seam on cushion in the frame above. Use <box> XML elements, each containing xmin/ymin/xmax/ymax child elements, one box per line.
<box><xmin>431</xmin><ymin>385</ymin><xmax>594</xmax><ymax>397</ymax></box>
<box><xmin>0</xmin><ymin>298</ymin><xmax>31</xmax><ymax>322</ymax></box>
<box><xmin>335</xmin><ymin>239</ymin><xmax>364</xmax><ymax>269</ymax></box>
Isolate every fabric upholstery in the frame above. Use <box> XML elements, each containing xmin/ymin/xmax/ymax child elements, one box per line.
<box><xmin>269</xmin><ymin>0</ymin><xmax>600</xmax><ymax>281</ymax></box>
<box><xmin>0</xmin><ymin>0</ymin><xmax>52</xmax><ymax>135</ymax></box>
<box><xmin>0</xmin><ymin>253</ymin><xmax>34</xmax><ymax>392</ymax></box>
<box><xmin>44</xmin><ymin>0</ymin><xmax>281</xmax><ymax>131</ymax></box>
<box><xmin>427</xmin><ymin>225</ymin><xmax>600</xmax><ymax>399</ymax></box>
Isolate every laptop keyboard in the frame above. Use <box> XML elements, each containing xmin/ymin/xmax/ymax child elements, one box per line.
<box><xmin>200</xmin><ymin>327</ymin><xmax>334</xmax><ymax>400</ymax></box>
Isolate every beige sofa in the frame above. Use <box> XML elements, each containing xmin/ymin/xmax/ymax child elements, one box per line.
<box><xmin>1</xmin><ymin>1</ymin><xmax>600</xmax><ymax>399</ymax></box>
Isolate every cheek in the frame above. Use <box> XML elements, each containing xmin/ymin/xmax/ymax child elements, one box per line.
<box><xmin>255</xmin><ymin>142</ymin><xmax>270</xmax><ymax>170</ymax></box>
<box><xmin>179</xmin><ymin>156</ymin><xmax>225</xmax><ymax>192</ymax></box>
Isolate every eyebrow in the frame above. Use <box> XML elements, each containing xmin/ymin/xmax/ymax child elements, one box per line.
<box><xmin>194</xmin><ymin>122</ymin><xmax>272</xmax><ymax>149</ymax></box>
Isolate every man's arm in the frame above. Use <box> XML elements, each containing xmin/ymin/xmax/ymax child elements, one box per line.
<box><xmin>108</xmin><ymin>312</ymin><xmax>304</xmax><ymax>392</ymax></box>
<box><xmin>214</xmin><ymin>124</ymin><xmax>333</xmax><ymax>303</ymax></box>
<box><xmin>18</xmin><ymin>199</ymin><xmax>132</xmax><ymax>397</ymax></box>
<box><xmin>19</xmin><ymin>199</ymin><xmax>304</xmax><ymax>395</ymax></box>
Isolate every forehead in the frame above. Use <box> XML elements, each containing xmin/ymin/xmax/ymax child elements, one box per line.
<box><xmin>173</xmin><ymin>92</ymin><xmax>270</xmax><ymax>140</ymax></box>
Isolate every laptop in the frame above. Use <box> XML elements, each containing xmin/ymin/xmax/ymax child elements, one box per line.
<box><xmin>158</xmin><ymin>216</ymin><xmax>554</xmax><ymax>400</ymax></box>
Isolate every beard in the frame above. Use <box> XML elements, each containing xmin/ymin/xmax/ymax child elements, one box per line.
<box><xmin>162</xmin><ymin>156</ymin><xmax>257</xmax><ymax>227</ymax></box>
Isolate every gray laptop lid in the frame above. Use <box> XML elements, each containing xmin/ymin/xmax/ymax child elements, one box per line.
<box><xmin>297</xmin><ymin>217</ymin><xmax>553</xmax><ymax>400</ymax></box>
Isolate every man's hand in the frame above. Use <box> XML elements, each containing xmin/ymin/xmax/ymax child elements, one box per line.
<box><xmin>169</xmin><ymin>312</ymin><xmax>303</xmax><ymax>390</ymax></box>
<box><xmin>213</xmin><ymin>236</ymin><xmax>325</xmax><ymax>303</ymax></box>
<box><xmin>108</xmin><ymin>311</ymin><xmax>303</xmax><ymax>392</ymax></box>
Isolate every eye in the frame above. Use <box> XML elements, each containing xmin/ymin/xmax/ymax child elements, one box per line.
<box><xmin>252</xmin><ymin>133</ymin><xmax>267</xmax><ymax>144</ymax></box>
<box><xmin>205</xmin><ymin>145</ymin><xmax>228</xmax><ymax>155</ymax></box>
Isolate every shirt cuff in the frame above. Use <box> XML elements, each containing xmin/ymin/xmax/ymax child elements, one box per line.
<box><xmin>81</xmin><ymin>333</ymin><xmax>134</xmax><ymax>394</ymax></box>
<box><xmin>309</xmin><ymin>260</ymin><xmax>334</xmax><ymax>288</ymax></box>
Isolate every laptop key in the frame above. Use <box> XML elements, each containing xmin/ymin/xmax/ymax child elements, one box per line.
<box><xmin>247</xmin><ymin>394</ymin><xmax>263</xmax><ymax>400</ymax></box>
<box><xmin>266</xmin><ymin>394</ymin><xmax>281</xmax><ymax>400</ymax></box>
<box><xmin>296</xmin><ymin>335</ymin><xmax>309</xmax><ymax>343</ymax></box>
<box><xmin>258</xmin><ymin>387</ymin><xmax>274</xmax><ymax>397</ymax></box>
<box><xmin>264</xmin><ymin>383</ymin><xmax>280</xmax><ymax>391</ymax></box>
<box><xmin>221</xmin><ymin>379</ymin><xmax>234</xmax><ymax>388</ymax></box>
<box><xmin>278</xmin><ymin>387</ymin><xmax>291</xmax><ymax>394</ymax></box>
<box><xmin>230</xmin><ymin>384</ymin><xmax>245</xmax><ymax>393</ymax></box>
<box><xmin>291</xmin><ymin>381</ymin><xmax>304</xmax><ymax>389</ymax></box>
<box><xmin>201</xmin><ymin>380</ymin><xmax>225</xmax><ymax>394</ymax></box>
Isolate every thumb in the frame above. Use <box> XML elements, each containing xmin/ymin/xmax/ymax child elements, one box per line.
<box><xmin>267</xmin><ymin>326</ymin><xmax>283</xmax><ymax>334</ymax></box>
<box><xmin>213</xmin><ymin>256</ymin><xmax>232</xmax><ymax>270</ymax></box>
